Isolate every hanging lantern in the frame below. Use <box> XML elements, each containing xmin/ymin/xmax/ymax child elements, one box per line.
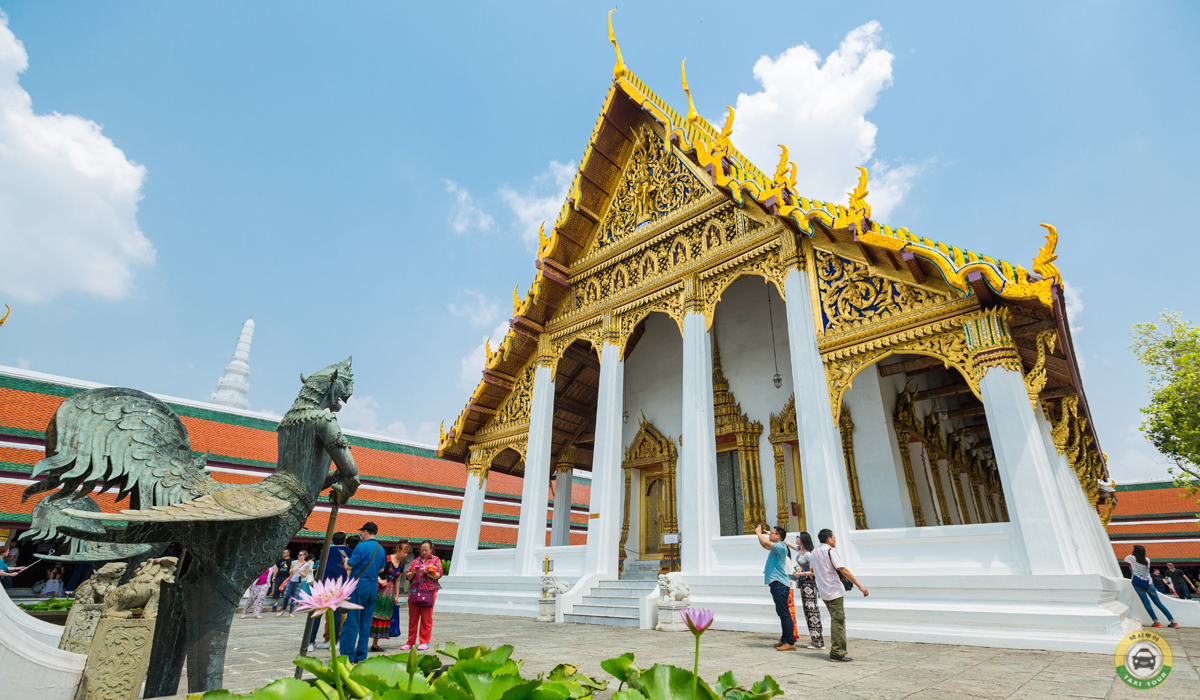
<box><xmin>623</xmin><ymin>409</ymin><xmax>629</xmax><ymax>424</ymax></box>
<box><xmin>773</xmin><ymin>372</ymin><xmax>782</xmax><ymax>389</ymax></box>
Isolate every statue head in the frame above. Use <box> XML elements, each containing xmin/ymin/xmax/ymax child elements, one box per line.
<box><xmin>298</xmin><ymin>357</ymin><xmax>354</xmax><ymax>413</ymax></box>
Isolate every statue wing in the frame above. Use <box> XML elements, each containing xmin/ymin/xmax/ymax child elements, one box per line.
<box><xmin>20</xmin><ymin>493</ymin><xmax>106</xmax><ymax>544</ymax></box>
<box><xmin>65</xmin><ymin>487</ymin><xmax>290</xmax><ymax>523</ymax></box>
<box><xmin>38</xmin><ymin>543</ymin><xmax>156</xmax><ymax>563</ymax></box>
<box><xmin>23</xmin><ymin>387</ymin><xmax>220</xmax><ymax>508</ymax></box>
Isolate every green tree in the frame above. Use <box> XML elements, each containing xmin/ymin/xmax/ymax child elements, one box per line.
<box><xmin>1132</xmin><ymin>311</ymin><xmax>1200</xmax><ymax>494</ymax></box>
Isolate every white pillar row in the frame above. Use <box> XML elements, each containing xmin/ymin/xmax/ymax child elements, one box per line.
<box><xmin>550</xmin><ymin>462</ymin><xmax>575</xmax><ymax>547</ymax></box>
<box><xmin>782</xmin><ymin>264</ymin><xmax>857</xmax><ymax>562</ymax></box>
<box><xmin>678</xmin><ymin>306</ymin><xmax>721</xmax><ymax>576</ymax></box>
<box><xmin>514</xmin><ymin>364</ymin><xmax>556</xmax><ymax>576</ymax></box>
<box><xmin>584</xmin><ymin>339</ymin><xmax>625</xmax><ymax>577</ymax></box>
<box><xmin>980</xmin><ymin>364</ymin><xmax>1082</xmax><ymax>576</ymax></box>
<box><xmin>450</xmin><ymin>471</ymin><xmax>487</xmax><ymax>577</ymax></box>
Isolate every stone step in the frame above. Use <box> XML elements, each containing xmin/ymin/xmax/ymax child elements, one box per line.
<box><xmin>586</xmin><ymin>587</ymin><xmax>647</xmax><ymax>599</ymax></box>
<box><xmin>563</xmin><ymin>612</ymin><xmax>641</xmax><ymax>627</ymax></box>
<box><xmin>597</xmin><ymin>580</ymin><xmax>657</xmax><ymax>590</ymax></box>
<box><xmin>620</xmin><ymin>572</ymin><xmax>659</xmax><ymax>581</ymax></box>
<box><xmin>580</xmin><ymin>596</ymin><xmax>639</xmax><ymax>609</ymax></box>
<box><xmin>572</xmin><ymin>603</ymin><xmax>640</xmax><ymax>617</ymax></box>
<box><xmin>623</xmin><ymin>559</ymin><xmax>660</xmax><ymax>569</ymax></box>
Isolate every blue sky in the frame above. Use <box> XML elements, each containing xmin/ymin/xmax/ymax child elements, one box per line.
<box><xmin>0</xmin><ymin>2</ymin><xmax>1195</xmax><ymax>483</ymax></box>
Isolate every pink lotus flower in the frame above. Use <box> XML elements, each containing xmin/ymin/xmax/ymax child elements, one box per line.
<box><xmin>293</xmin><ymin>577</ymin><xmax>363</xmax><ymax>618</ymax></box>
<box><xmin>681</xmin><ymin>607</ymin><xmax>714</xmax><ymax>637</ymax></box>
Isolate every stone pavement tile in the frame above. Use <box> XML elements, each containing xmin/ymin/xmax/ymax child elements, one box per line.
<box><xmin>839</xmin><ymin>666</ymin><xmax>940</xmax><ymax>696</ymax></box>
<box><xmin>903</xmin><ymin>689</ymin><xmax>993</xmax><ymax>700</ymax></box>
<box><xmin>931</xmin><ymin>669</ymin><xmax>1033</xmax><ymax>697</ymax></box>
<box><xmin>1009</xmin><ymin>674</ymin><xmax>1112</xmax><ymax>699</ymax></box>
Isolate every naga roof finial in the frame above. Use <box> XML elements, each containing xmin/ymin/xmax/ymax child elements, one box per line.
<box><xmin>1033</xmin><ymin>224</ymin><xmax>1061</xmax><ymax>285</ymax></box>
<box><xmin>848</xmin><ymin>166</ymin><xmax>871</xmax><ymax>220</ymax></box>
<box><xmin>608</xmin><ymin>9</ymin><xmax>626</xmax><ymax>81</ymax></box>
<box><xmin>681</xmin><ymin>58</ymin><xmax>699</xmax><ymax>125</ymax></box>
<box><xmin>0</xmin><ymin>304</ymin><xmax>9</xmax><ymax>327</ymax></box>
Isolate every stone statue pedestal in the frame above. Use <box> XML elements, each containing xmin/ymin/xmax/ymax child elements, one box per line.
<box><xmin>537</xmin><ymin>597</ymin><xmax>556</xmax><ymax>622</ymax></box>
<box><xmin>81</xmin><ymin>617</ymin><xmax>155</xmax><ymax>700</ymax></box>
<box><xmin>60</xmin><ymin>602</ymin><xmax>105</xmax><ymax>655</ymax></box>
<box><xmin>656</xmin><ymin>601</ymin><xmax>689</xmax><ymax>632</ymax></box>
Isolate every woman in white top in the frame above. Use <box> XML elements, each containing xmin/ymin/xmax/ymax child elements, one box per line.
<box><xmin>1125</xmin><ymin>545</ymin><xmax>1179</xmax><ymax>628</ymax></box>
<box><xmin>788</xmin><ymin>531</ymin><xmax>824</xmax><ymax>650</ymax></box>
<box><xmin>278</xmin><ymin>550</ymin><xmax>313</xmax><ymax>618</ymax></box>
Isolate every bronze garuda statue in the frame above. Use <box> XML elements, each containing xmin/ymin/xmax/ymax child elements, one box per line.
<box><xmin>23</xmin><ymin>358</ymin><xmax>360</xmax><ymax>694</ymax></box>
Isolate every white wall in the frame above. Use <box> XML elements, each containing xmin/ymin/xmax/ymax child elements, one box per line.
<box><xmin>842</xmin><ymin>368</ymin><xmax>909</xmax><ymax>529</ymax></box>
<box><xmin>623</xmin><ymin>312</ymin><xmax>683</xmax><ymax>559</ymax></box>
<box><xmin>712</xmin><ymin>276</ymin><xmax>794</xmax><ymax>530</ymax></box>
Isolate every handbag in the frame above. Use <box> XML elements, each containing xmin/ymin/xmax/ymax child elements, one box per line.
<box><xmin>409</xmin><ymin>559</ymin><xmax>439</xmax><ymax>608</ymax></box>
<box><xmin>1132</xmin><ymin>575</ymin><xmax>1151</xmax><ymax>591</ymax></box>
<box><xmin>828</xmin><ymin>548</ymin><xmax>853</xmax><ymax>591</ymax></box>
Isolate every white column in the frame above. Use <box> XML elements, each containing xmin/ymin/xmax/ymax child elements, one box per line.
<box><xmin>514</xmin><ymin>365</ymin><xmax>556</xmax><ymax>576</ymax></box>
<box><xmin>584</xmin><ymin>343</ymin><xmax>624</xmax><ymax>577</ymax></box>
<box><xmin>981</xmin><ymin>367</ymin><xmax>1082</xmax><ymax>575</ymax></box>
<box><xmin>678</xmin><ymin>310</ymin><xmax>721</xmax><ymax>575</ymax></box>
<box><xmin>450</xmin><ymin>472</ymin><xmax>487</xmax><ymax>577</ymax></box>
<box><xmin>550</xmin><ymin>465</ymin><xmax>575</xmax><ymax>547</ymax></box>
<box><xmin>783</xmin><ymin>267</ymin><xmax>857</xmax><ymax>560</ymax></box>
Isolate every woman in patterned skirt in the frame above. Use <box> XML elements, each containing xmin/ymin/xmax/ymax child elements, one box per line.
<box><xmin>369</xmin><ymin>551</ymin><xmax>400</xmax><ymax>651</ymax></box>
<box><xmin>790</xmin><ymin>531</ymin><xmax>824</xmax><ymax>650</ymax></box>
<box><xmin>242</xmin><ymin>569</ymin><xmax>271</xmax><ymax>619</ymax></box>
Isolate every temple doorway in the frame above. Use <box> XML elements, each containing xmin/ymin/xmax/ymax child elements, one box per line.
<box><xmin>715</xmin><ymin>449</ymin><xmax>744</xmax><ymax>536</ymax></box>
<box><xmin>640</xmin><ymin>466</ymin><xmax>665</xmax><ymax>560</ymax></box>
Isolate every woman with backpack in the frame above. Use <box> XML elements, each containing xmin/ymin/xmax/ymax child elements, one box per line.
<box><xmin>1126</xmin><ymin>545</ymin><xmax>1180</xmax><ymax>628</ymax></box>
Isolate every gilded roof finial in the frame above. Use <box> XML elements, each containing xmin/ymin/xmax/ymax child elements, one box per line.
<box><xmin>773</xmin><ymin>146</ymin><xmax>790</xmax><ymax>186</ymax></box>
<box><xmin>512</xmin><ymin>284</ymin><xmax>522</xmax><ymax>316</ymax></box>
<box><xmin>718</xmin><ymin>106</ymin><xmax>735</xmax><ymax>146</ymax></box>
<box><xmin>848</xmin><ymin>166</ymin><xmax>871</xmax><ymax>220</ymax></box>
<box><xmin>1032</xmin><ymin>224</ymin><xmax>1061</xmax><ymax>285</ymax></box>
<box><xmin>0</xmin><ymin>304</ymin><xmax>10</xmax><ymax>327</ymax></box>
<box><xmin>608</xmin><ymin>9</ymin><xmax>626</xmax><ymax>81</ymax></box>
<box><xmin>681</xmin><ymin>58</ymin><xmax>699</xmax><ymax>125</ymax></box>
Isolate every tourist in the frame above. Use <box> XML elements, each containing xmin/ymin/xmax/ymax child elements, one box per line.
<box><xmin>270</xmin><ymin>548</ymin><xmax>292</xmax><ymax>611</ymax></box>
<box><xmin>38</xmin><ymin>564</ymin><xmax>65</xmax><ymax>598</ymax></box>
<box><xmin>369</xmin><ymin>542</ymin><xmax>407</xmax><ymax>651</ymax></box>
<box><xmin>242</xmin><ymin>568</ymin><xmax>271</xmax><ymax>619</ymax></box>
<box><xmin>1166</xmin><ymin>563</ymin><xmax>1195</xmax><ymax>600</ymax></box>
<box><xmin>392</xmin><ymin>539</ymin><xmax>415</xmax><ymax>636</ymax></box>
<box><xmin>340</xmin><ymin>522</ymin><xmax>387</xmax><ymax>663</ymax></box>
<box><xmin>811</xmin><ymin>529</ymin><xmax>868</xmax><ymax>662</ymax></box>
<box><xmin>789</xmin><ymin>531</ymin><xmax>823</xmax><ymax>651</ymax></box>
<box><xmin>310</xmin><ymin>532</ymin><xmax>353</xmax><ymax>650</ymax></box>
<box><xmin>1151</xmin><ymin>568</ymin><xmax>1169</xmax><ymax>594</ymax></box>
<box><xmin>278</xmin><ymin>550</ymin><xmax>312</xmax><ymax>617</ymax></box>
<box><xmin>1126</xmin><ymin>545</ymin><xmax>1179</xmax><ymax>628</ymax></box>
<box><xmin>0</xmin><ymin>545</ymin><xmax>24</xmax><ymax>589</ymax></box>
<box><xmin>402</xmin><ymin>540</ymin><xmax>443</xmax><ymax>651</ymax></box>
<box><xmin>754</xmin><ymin>524</ymin><xmax>795</xmax><ymax>651</ymax></box>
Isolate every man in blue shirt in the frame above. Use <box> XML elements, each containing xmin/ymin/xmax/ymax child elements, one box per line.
<box><xmin>310</xmin><ymin>532</ymin><xmax>353</xmax><ymax>650</ymax></box>
<box><xmin>755</xmin><ymin>523</ymin><xmax>795</xmax><ymax>651</ymax></box>
<box><xmin>340</xmin><ymin>522</ymin><xmax>386</xmax><ymax>662</ymax></box>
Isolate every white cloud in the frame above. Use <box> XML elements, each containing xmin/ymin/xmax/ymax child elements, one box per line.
<box><xmin>13</xmin><ymin>356</ymin><xmax>30</xmax><ymax>369</ymax></box>
<box><xmin>458</xmin><ymin>321</ymin><xmax>510</xmax><ymax>390</ymax></box>
<box><xmin>0</xmin><ymin>12</ymin><xmax>153</xmax><ymax>303</ymax></box>
<box><xmin>731</xmin><ymin>21</ymin><xmax>919</xmax><ymax>222</ymax></box>
<box><xmin>500</xmin><ymin>160</ymin><xmax>575</xmax><ymax>250</ymax></box>
<box><xmin>445</xmin><ymin>179</ymin><xmax>494</xmax><ymax>234</ymax></box>
<box><xmin>448</xmin><ymin>289</ymin><xmax>502</xmax><ymax>327</ymax></box>
<box><xmin>1108</xmin><ymin>448</ymin><xmax>1172</xmax><ymax>484</ymax></box>
<box><xmin>336</xmin><ymin>394</ymin><xmax>437</xmax><ymax>446</ymax></box>
<box><xmin>1063</xmin><ymin>280</ymin><xmax>1084</xmax><ymax>333</ymax></box>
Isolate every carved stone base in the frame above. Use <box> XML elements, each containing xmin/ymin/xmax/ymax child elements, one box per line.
<box><xmin>81</xmin><ymin>617</ymin><xmax>155</xmax><ymax>700</ymax></box>
<box><xmin>59</xmin><ymin>602</ymin><xmax>105</xmax><ymax>655</ymax></box>
<box><xmin>656</xmin><ymin>601</ymin><xmax>689</xmax><ymax>632</ymax></box>
<box><xmin>537</xmin><ymin>597</ymin><xmax>556</xmax><ymax>622</ymax></box>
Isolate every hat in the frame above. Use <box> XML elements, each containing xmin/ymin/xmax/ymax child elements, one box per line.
<box><xmin>358</xmin><ymin>522</ymin><xmax>378</xmax><ymax>535</ymax></box>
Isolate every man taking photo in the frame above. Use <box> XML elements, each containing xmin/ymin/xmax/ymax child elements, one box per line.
<box><xmin>755</xmin><ymin>523</ymin><xmax>796</xmax><ymax>651</ymax></box>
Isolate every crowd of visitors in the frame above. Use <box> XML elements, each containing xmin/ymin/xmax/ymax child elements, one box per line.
<box><xmin>755</xmin><ymin>524</ymin><xmax>867</xmax><ymax>662</ymax></box>
<box><xmin>241</xmin><ymin>523</ymin><xmax>444</xmax><ymax>660</ymax></box>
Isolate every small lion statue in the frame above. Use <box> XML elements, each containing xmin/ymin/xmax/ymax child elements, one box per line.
<box><xmin>541</xmin><ymin>575</ymin><xmax>569</xmax><ymax>598</ymax></box>
<box><xmin>103</xmin><ymin>557</ymin><xmax>178</xmax><ymax>620</ymax></box>
<box><xmin>658</xmin><ymin>574</ymin><xmax>690</xmax><ymax>602</ymax></box>
<box><xmin>74</xmin><ymin>562</ymin><xmax>127</xmax><ymax>604</ymax></box>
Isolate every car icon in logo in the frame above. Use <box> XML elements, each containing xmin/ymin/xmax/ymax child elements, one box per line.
<box><xmin>1131</xmin><ymin>649</ymin><xmax>1157</xmax><ymax>671</ymax></box>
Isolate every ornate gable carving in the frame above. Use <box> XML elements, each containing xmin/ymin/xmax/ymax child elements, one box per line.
<box><xmin>476</xmin><ymin>358</ymin><xmax>536</xmax><ymax>438</ymax></box>
<box><xmin>623</xmin><ymin>413</ymin><xmax>678</xmax><ymax>469</ymax></box>
<box><xmin>596</xmin><ymin>123</ymin><xmax>707</xmax><ymax>250</ymax></box>
<box><xmin>815</xmin><ymin>250</ymin><xmax>953</xmax><ymax>335</ymax></box>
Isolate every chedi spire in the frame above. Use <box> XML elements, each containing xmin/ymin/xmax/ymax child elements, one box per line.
<box><xmin>211</xmin><ymin>316</ymin><xmax>254</xmax><ymax>409</ymax></box>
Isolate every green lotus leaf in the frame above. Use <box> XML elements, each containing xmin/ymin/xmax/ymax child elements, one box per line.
<box><xmin>349</xmin><ymin>656</ymin><xmax>430</xmax><ymax>693</ymax></box>
<box><xmin>250</xmin><ymin>678</ymin><xmax>328</xmax><ymax>700</ymax></box>
<box><xmin>292</xmin><ymin>656</ymin><xmax>337</xmax><ymax>685</ymax></box>
<box><xmin>600</xmin><ymin>654</ymin><xmax>640</xmax><ymax>686</ymax></box>
<box><xmin>610</xmin><ymin>691</ymin><xmax>647</xmax><ymax>700</ymax></box>
<box><xmin>633</xmin><ymin>664</ymin><xmax>720</xmax><ymax>700</ymax></box>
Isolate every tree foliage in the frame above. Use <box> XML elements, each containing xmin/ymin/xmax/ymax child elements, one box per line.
<box><xmin>1132</xmin><ymin>311</ymin><xmax>1200</xmax><ymax>491</ymax></box>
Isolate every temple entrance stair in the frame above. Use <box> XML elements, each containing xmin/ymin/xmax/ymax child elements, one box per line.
<box><xmin>564</xmin><ymin>559</ymin><xmax>659</xmax><ymax>627</ymax></box>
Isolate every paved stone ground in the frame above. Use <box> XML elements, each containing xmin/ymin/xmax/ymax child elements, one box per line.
<box><xmin>170</xmin><ymin>611</ymin><xmax>1200</xmax><ymax>699</ymax></box>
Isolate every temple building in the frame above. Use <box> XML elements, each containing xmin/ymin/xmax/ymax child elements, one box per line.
<box><xmin>436</xmin><ymin>22</ymin><xmax>1132</xmax><ymax>652</ymax></box>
